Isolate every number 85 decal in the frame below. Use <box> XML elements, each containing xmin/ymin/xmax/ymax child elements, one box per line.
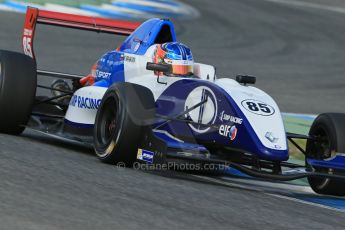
<box><xmin>241</xmin><ymin>99</ymin><xmax>275</xmax><ymax>116</ymax></box>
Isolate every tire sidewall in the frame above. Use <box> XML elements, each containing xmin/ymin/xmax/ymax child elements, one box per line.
<box><xmin>94</xmin><ymin>87</ymin><xmax>127</xmax><ymax>160</ymax></box>
<box><xmin>93</xmin><ymin>83</ymin><xmax>152</xmax><ymax>165</ymax></box>
<box><xmin>307</xmin><ymin>113</ymin><xmax>345</xmax><ymax>195</ymax></box>
<box><xmin>0</xmin><ymin>50</ymin><xmax>36</xmax><ymax>134</ymax></box>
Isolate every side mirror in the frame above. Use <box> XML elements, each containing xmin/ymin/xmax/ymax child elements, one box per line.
<box><xmin>146</xmin><ymin>62</ymin><xmax>172</xmax><ymax>74</ymax></box>
<box><xmin>236</xmin><ymin>75</ymin><xmax>256</xmax><ymax>85</ymax></box>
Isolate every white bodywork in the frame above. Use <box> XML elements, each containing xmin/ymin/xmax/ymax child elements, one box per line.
<box><xmin>65</xmin><ymin>86</ymin><xmax>107</xmax><ymax>125</ymax></box>
<box><xmin>65</xmin><ymin>47</ymin><xmax>287</xmax><ymax>151</ymax></box>
<box><xmin>215</xmin><ymin>79</ymin><xmax>287</xmax><ymax>150</ymax></box>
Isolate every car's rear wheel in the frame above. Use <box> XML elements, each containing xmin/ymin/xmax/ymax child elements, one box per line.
<box><xmin>93</xmin><ymin>82</ymin><xmax>155</xmax><ymax>166</ymax></box>
<box><xmin>306</xmin><ymin>113</ymin><xmax>345</xmax><ymax>196</ymax></box>
<box><xmin>0</xmin><ymin>50</ymin><xmax>37</xmax><ymax>135</ymax></box>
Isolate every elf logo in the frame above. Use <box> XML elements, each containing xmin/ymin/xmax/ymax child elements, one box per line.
<box><xmin>219</xmin><ymin>125</ymin><xmax>237</xmax><ymax>141</ymax></box>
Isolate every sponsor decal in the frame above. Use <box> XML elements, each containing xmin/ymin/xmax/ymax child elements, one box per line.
<box><xmin>96</xmin><ymin>70</ymin><xmax>112</xmax><ymax>80</ymax></box>
<box><xmin>219</xmin><ymin>111</ymin><xmax>243</xmax><ymax>124</ymax></box>
<box><xmin>23</xmin><ymin>29</ymin><xmax>33</xmax><ymax>58</ymax></box>
<box><xmin>219</xmin><ymin>125</ymin><xmax>237</xmax><ymax>141</ymax></box>
<box><xmin>137</xmin><ymin>149</ymin><xmax>154</xmax><ymax>164</ymax></box>
<box><xmin>124</xmin><ymin>55</ymin><xmax>136</xmax><ymax>63</ymax></box>
<box><xmin>184</xmin><ymin>86</ymin><xmax>218</xmax><ymax>133</ymax></box>
<box><xmin>23</xmin><ymin>28</ymin><xmax>32</xmax><ymax>36</ymax></box>
<box><xmin>265</xmin><ymin>132</ymin><xmax>279</xmax><ymax>143</ymax></box>
<box><xmin>241</xmin><ymin>99</ymin><xmax>275</xmax><ymax>116</ymax></box>
<box><xmin>134</xmin><ymin>43</ymin><xmax>140</xmax><ymax>52</ymax></box>
<box><xmin>274</xmin><ymin>145</ymin><xmax>282</xmax><ymax>150</ymax></box>
<box><xmin>106</xmin><ymin>60</ymin><xmax>118</xmax><ymax>66</ymax></box>
<box><xmin>69</xmin><ymin>95</ymin><xmax>102</xmax><ymax>110</ymax></box>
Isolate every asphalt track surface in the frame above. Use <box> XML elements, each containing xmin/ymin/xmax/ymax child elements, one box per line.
<box><xmin>1</xmin><ymin>0</ymin><xmax>345</xmax><ymax>229</ymax></box>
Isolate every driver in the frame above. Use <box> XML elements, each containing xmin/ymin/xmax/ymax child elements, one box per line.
<box><xmin>153</xmin><ymin>42</ymin><xmax>194</xmax><ymax>77</ymax></box>
<box><xmin>78</xmin><ymin>42</ymin><xmax>195</xmax><ymax>88</ymax></box>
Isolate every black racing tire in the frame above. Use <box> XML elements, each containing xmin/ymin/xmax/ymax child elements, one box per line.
<box><xmin>306</xmin><ymin>113</ymin><xmax>345</xmax><ymax>196</ymax></box>
<box><xmin>93</xmin><ymin>82</ymin><xmax>155</xmax><ymax>166</ymax></box>
<box><xmin>0</xmin><ymin>50</ymin><xmax>37</xmax><ymax>135</ymax></box>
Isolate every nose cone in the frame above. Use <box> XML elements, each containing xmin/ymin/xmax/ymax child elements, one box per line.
<box><xmin>259</xmin><ymin>147</ymin><xmax>289</xmax><ymax>162</ymax></box>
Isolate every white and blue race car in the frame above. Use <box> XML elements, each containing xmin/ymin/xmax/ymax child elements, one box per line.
<box><xmin>1</xmin><ymin>7</ymin><xmax>345</xmax><ymax>196</ymax></box>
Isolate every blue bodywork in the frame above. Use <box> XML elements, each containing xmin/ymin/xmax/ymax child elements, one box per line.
<box><xmin>89</xmin><ymin>18</ymin><xmax>290</xmax><ymax>162</ymax></box>
<box><xmin>154</xmin><ymin>79</ymin><xmax>289</xmax><ymax>161</ymax></box>
<box><xmin>307</xmin><ymin>157</ymin><xmax>345</xmax><ymax>170</ymax></box>
<box><xmin>120</xmin><ymin>18</ymin><xmax>176</xmax><ymax>55</ymax></box>
<box><xmin>95</xmin><ymin>18</ymin><xmax>176</xmax><ymax>88</ymax></box>
<box><xmin>79</xmin><ymin>18</ymin><xmax>345</xmax><ymax>169</ymax></box>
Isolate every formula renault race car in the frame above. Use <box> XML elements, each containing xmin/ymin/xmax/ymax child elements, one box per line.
<box><xmin>1</xmin><ymin>7</ymin><xmax>345</xmax><ymax>196</ymax></box>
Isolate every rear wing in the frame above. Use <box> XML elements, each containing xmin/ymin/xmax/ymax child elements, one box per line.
<box><xmin>23</xmin><ymin>7</ymin><xmax>140</xmax><ymax>60</ymax></box>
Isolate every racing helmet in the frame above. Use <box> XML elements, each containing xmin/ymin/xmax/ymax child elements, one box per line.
<box><xmin>154</xmin><ymin>42</ymin><xmax>194</xmax><ymax>77</ymax></box>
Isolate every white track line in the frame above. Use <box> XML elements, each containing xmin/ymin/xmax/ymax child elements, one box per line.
<box><xmin>0</xmin><ymin>4</ymin><xmax>16</xmax><ymax>11</ymax></box>
<box><xmin>192</xmin><ymin>174</ymin><xmax>263</xmax><ymax>192</ymax></box>
<box><xmin>44</xmin><ymin>3</ymin><xmax>100</xmax><ymax>16</ymax></box>
<box><xmin>268</xmin><ymin>193</ymin><xmax>345</xmax><ymax>213</ymax></box>
<box><xmin>113</xmin><ymin>0</ymin><xmax>179</xmax><ymax>10</ymax></box>
<box><xmin>220</xmin><ymin>176</ymin><xmax>314</xmax><ymax>193</ymax></box>
<box><xmin>100</xmin><ymin>4</ymin><xmax>156</xmax><ymax>18</ymax></box>
<box><xmin>192</xmin><ymin>175</ymin><xmax>345</xmax><ymax>213</ymax></box>
<box><xmin>101</xmin><ymin>4</ymin><xmax>149</xmax><ymax>14</ymax></box>
<box><xmin>262</xmin><ymin>0</ymin><xmax>345</xmax><ymax>14</ymax></box>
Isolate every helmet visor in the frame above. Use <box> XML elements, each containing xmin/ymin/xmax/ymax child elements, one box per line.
<box><xmin>165</xmin><ymin>59</ymin><xmax>193</xmax><ymax>75</ymax></box>
<box><xmin>171</xmin><ymin>64</ymin><xmax>193</xmax><ymax>75</ymax></box>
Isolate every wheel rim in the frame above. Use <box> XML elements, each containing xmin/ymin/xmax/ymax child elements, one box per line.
<box><xmin>309</xmin><ymin>127</ymin><xmax>332</xmax><ymax>189</ymax></box>
<box><xmin>97</xmin><ymin>97</ymin><xmax>118</xmax><ymax>147</ymax></box>
<box><xmin>314</xmin><ymin>128</ymin><xmax>330</xmax><ymax>160</ymax></box>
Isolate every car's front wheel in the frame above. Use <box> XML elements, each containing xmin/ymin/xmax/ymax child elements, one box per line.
<box><xmin>93</xmin><ymin>82</ymin><xmax>155</xmax><ymax>166</ymax></box>
<box><xmin>306</xmin><ymin>113</ymin><xmax>345</xmax><ymax>196</ymax></box>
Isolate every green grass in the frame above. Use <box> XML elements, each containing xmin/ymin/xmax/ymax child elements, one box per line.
<box><xmin>288</xmin><ymin>138</ymin><xmax>306</xmax><ymax>161</ymax></box>
<box><xmin>282</xmin><ymin>114</ymin><xmax>314</xmax><ymax>161</ymax></box>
